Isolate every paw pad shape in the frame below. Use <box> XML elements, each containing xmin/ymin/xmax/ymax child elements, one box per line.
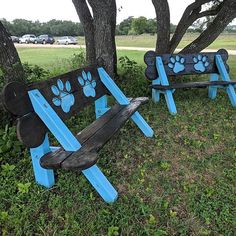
<box><xmin>168</xmin><ymin>55</ymin><xmax>185</xmax><ymax>73</ymax></box>
<box><xmin>78</xmin><ymin>71</ymin><xmax>96</xmax><ymax>97</ymax></box>
<box><xmin>51</xmin><ymin>79</ymin><xmax>75</xmax><ymax>113</ymax></box>
<box><xmin>193</xmin><ymin>54</ymin><xmax>209</xmax><ymax>72</ymax></box>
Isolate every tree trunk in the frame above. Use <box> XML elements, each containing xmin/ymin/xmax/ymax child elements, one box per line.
<box><xmin>72</xmin><ymin>0</ymin><xmax>117</xmax><ymax>77</ymax></box>
<box><xmin>152</xmin><ymin>0</ymin><xmax>171</xmax><ymax>53</ymax></box>
<box><xmin>0</xmin><ymin>21</ymin><xmax>25</xmax><ymax>117</ymax></box>
<box><xmin>0</xmin><ymin>21</ymin><xmax>25</xmax><ymax>84</ymax></box>
<box><xmin>72</xmin><ymin>0</ymin><xmax>96</xmax><ymax>65</ymax></box>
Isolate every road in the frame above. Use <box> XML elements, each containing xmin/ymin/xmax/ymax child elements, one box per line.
<box><xmin>15</xmin><ymin>43</ymin><xmax>236</xmax><ymax>55</ymax></box>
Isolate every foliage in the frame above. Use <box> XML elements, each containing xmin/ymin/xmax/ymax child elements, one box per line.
<box><xmin>1</xmin><ymin>18</ymin><xmax>84</xmax><ymax>36</ymax></box>
<box><xmin>23</xmin><ymin>63</ymin><xmax>49</xmax><ymax>82</ymax></box>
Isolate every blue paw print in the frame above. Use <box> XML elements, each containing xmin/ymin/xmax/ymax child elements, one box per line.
<box><xmin>193</xmin><ymin>54</ymin><xmax>209</xmax><ymax>72</ymax></box>
<box><xmin>168</xmin><ymin>55</ymin><xmax>185</xmax><ymax>73</ymax></box>
<box><xmin>51</xmin><ymin>79</ymin><xmax>75</xmax><ymax>113</ymax></box>
<box><xmin>78</xmin><ymin>71</ymin><xmax>96</xmax><ymax>97</ymax></box>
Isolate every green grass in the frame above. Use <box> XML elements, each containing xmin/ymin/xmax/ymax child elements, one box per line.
<box><xmin>115</xmin><ymin>33</ymin><xmax>236</xmax><ymax>50</ymax></box>
<box><xmin>1</xmin><ymin>46</ymin><xmax>236</xmax><ymax>235</ymax></box>
<box><xmin>17</xmin><ymin>48</ymin><xmax>236</xmax><ymax>78</ymax></box>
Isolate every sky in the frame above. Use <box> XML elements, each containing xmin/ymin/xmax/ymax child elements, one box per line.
<box><xmin>0</xmin><ymin>0</ymin><xmax>235</xmax><ymax>25</ymax></box>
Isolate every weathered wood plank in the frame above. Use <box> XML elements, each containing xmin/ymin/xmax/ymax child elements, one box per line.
<box><xmin>144</xmin><ymin>49</ymin><xmax>229</xmax><ymax>80</ymax></box>
<box><xmin>40</xmin><ymin>97</ymin><xmax>148</xmax><ymax>170</ymax></box>
<box><xmin>151</xmin><ymin>80</ymin><xmax>236</xmax><ymax>90</ymax></box>
<box><xmin>61</xmin><ymin>97</ymin><xmax>148</xmax><ymax>170</ymax></box>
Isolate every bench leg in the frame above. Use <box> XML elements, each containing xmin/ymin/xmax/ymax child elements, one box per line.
<box><xmin>30</xmin><ymin>134</ymin><xmax>55</xmax><ymax>188</ymax></box>
<box><xmin>164</xmin><ymin>90</ymin><xmax>177</xmax><ymax>115</ymax></box>
<box><xmin>226</xmin><ymin>85</ymin><xmax>236</xmax><ymax>107</ymax></box>
<box><xmin>131</xmin><ymin>111</ymin><xmax>154</xmax><ymax>137</ymax></box>
<box><xmin>83</xmin><ymin>165</ymin><xmax>118</xmax><ymax>203</ymax></box>
<box><xmin>95</xmin><ymin>95</ymin><xmax>110</xmax><ymax>119</ymax></box>
<box><xmin>152</xmin><ymin>78</ymin><xmax>160</xmax><ymax>103</ymax></box>
<box><xmin>208</xmin><ymin>73</ymin><xmax>219</xmax><ymax>99</ymax></box>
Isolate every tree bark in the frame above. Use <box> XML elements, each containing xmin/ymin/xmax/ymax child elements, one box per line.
<box><xmin>0</xmin><ymin>21</ymin><xmax>25</xmax><ymax>123</ymax></box>
<box><xmin>72</xmin><ymin>0</ymin><xmax>117</xmax><ymax>77</ymax></box>
<box><xmin>0</xmin><ymin>21</ymin><xmax>25</xmax><ymax>83</ymax></box>
<box><xmin>152</xmin><ymin>0</ymin><xmax>171</xmax><ymax>53</ymax></box>
<box><xmin>72</xmin><ymin>0</ymin><xmax>96</xmax><ymax>65</ymax></box>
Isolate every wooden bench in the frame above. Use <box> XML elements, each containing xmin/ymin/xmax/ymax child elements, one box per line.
<box><xmin>2</xmin><ymin>65</ymin><xmax>154</xmax><ymax>203</ymax></box>
<box><xmin>144</xmin><ymin>49</ymin><xmax>236</xmax><ymax>114</ymax></box>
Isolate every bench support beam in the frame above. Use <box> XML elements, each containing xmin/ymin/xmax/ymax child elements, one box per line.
<box><xmin>208</xmin><ymin>73</ymin><xmax>219</xmax><ymax>99</ymax></box>
<box><xmin>95</xmin><ymin>95</ymin><xmax>110</xmax><ymax>119</ymax></box>
<box><xmin>155</xmin><ymin>57</ymin><xmax>177</xmax><ymax>115</ymax></box>
<box><xmin>98</xmin><ymin>67</ymin><xmax>154</xmax><ymax>137</ymax></box>
<box><xmin>215</xmin><ymin>55</ymin><xmax>236</xmax><ymax>107</ymax></box>
<box><xmin>28</xmin><ymin>90</ymin><xmax>118</xmax><ymax>203</ymax></box>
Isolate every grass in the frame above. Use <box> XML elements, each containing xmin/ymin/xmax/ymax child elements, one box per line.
<box><xmin>1</xmin><ymin>44</ymin><xmax>236</xmax><ymax>235</ymax></box>
<box><xmin>68</xmin><ymin>33</ymin><xmax>236</xmax><ymax>50</ymax></box>
<box><xmin>17</xmin><ymin>48</ymin><xmax>236</xmax><ymax>78</ymax></box>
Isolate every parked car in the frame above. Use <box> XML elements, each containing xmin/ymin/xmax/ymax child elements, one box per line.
<box><xmin>19</xmin><ymin>34</ymin><xmax>37</xmax><ymax>44</ymax></box>
<box><xmin>11</xmin><ymin>36</ymin><xmax>20</xmax><ymax>43</ymax></box>
<box><xmin>57</xmin><ymin>36</ymin><xmax>77</xmax><ymax>45</ymax></box>
<box><xmin>37</xmin><ymin>35</ymin><xmax>55</xmax><ymax>44</ymax></box>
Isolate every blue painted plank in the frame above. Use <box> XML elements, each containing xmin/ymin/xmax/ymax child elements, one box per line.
<box><xmin>30</xmin><ymin>134</ymin><xmax>55</xmax><ymax>188</ymax></box>
<box><xmin>152</xmin><ymin>78</ymin><xmax>161</xmax><ymax>103</ymax></box>
<box><xmin>28</xmin><ymin>89</ymin><xmax>118</xmax><ymax>203</ymax></box>
<box><xmin>98</xmin><ymin>67</ymin><xmax>154</xmax><ymax>137</ymax></box>
<box><xmin>215</xmin><ymin>55</ymin><xmax>236</xmax><ymax>107</ymax></box>
<box><xmin>95</xmin><ymin>95</ymin><xmax>110</xmax><ymax>119</ymax></box>
<box><xmin>156</xmin><ymin>57</ymin><xmax>177</xmax><ymax>114</ymax></box>
<box><xmin>208</xmin><ymin>73</ymin><xmax>219</xmax><ymax>100</ymax></box>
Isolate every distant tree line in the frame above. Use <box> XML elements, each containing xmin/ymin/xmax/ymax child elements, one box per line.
<box><xmin>116</xmin><ymin>16</ymin><xmax>177</xmax><ymax>35</ymax></box>
<box><xmin>1</xmin><ymin>16</ymin><xmax>236</xmax><ymax>38</ymax></box>
<box><xmin>0</xmin><ymin>18</ymin><xmax>84</xmax><ymax>36</ymax></box>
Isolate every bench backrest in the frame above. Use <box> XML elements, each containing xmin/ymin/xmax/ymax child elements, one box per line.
<box><xmin>3</xmin><ymin>65</ymin><xmax>108</xmax><ymax>148</ymax></box>
<box><xmin>144</xmin><ymin>49</ymin><xmax>229</xmax><ymax>80</ymax></box>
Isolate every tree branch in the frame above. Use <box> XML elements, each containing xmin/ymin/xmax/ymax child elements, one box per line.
<box><xmin>169</xmin><ymin>0</ymin><xmax>222</xmax><ymax>53</ymax></box>
<box><xmin>180</xmin><ymin>0</ymin><xmax>236</xmax><ymax>53</ymax></box>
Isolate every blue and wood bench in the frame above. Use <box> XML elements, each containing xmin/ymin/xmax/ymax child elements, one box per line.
<box><xmin>2</xmin><ymin>65</ymin><xmax>154</xmax><ymax>203</ymax></box>
<box><xmin>144</xmin><ymin>49</ymin><xmax>236</xmax><ymax>114</ymax></box>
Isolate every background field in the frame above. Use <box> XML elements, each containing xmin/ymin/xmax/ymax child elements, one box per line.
<box><xmin>1</xmin><ymin>35</ymin><xmax>236</xmax><ymax>235</ymax></box>
<box><xmin>75</xmin><ymin>33</ymin><xmax>236</xmax><ymax>50</ymax></box>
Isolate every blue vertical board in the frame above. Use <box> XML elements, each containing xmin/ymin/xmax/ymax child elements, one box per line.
<box><xmin>208</xmin><ymin>73</ymin><xmax>219</xmax><ymax>100</ymax></box>
<box><xmin>95</xmin><ymin>95</ymin><xmax>110</xmax><ymax>119</ymax></box>
<box><xmin>98</xmin><ymin>67</ymin><xmax>154</xmax><ymax>137</ymax></box>
<box><xmin>28</xmin><ymin>89</ymin><xmax>118</xmax><ymax>203</ymax></box>
<box><xmin>152</xmin><ymin>78</ymin><xmax>161</xmax><ymax>103</ymax></box>
<box><xmin>30</xmin><ymin>134</ymin><xmax>55</xmax><ymax>188</ymax></box>
<box><xmin>215</xmin><ymin>55</ymin><xmax>236</xmax><ymax>107</ymax></box>
<box><xmin>156</xmin><ymin>57</ymin><xmax>177</xmax><ymax>114</ymax></box>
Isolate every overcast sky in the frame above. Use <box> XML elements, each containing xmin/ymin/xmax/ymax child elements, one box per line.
<box><xmin>0</xmin><ymin>0</ymin><xmax>235</xmax><ymax>25</ymax></box>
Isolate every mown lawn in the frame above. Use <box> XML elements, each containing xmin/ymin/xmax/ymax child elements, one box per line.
<box><xmin>77</xmin><ymin>34</ymin><xmax>236</xmax><ymax>50</ymax></box>
<box><xmin>0</xmin><ymin>47</ymin><xmax>236</xmax><ymax>235</ymax></box>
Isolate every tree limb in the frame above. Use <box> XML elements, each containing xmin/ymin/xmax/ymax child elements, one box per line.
<box><xmin>180</xmin><ymin>0</ymin><xmax>236</xmax><ymax>53</ymax></box>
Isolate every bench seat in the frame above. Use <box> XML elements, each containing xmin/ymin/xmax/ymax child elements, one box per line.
<box><xmin>151</xmin><ymin>80</ymin><xmax>236</xmax><ymax>90</ymax></box>
<box><xmin>40</xmin><ymin>97</ymin><xmax>148</xmax><ymax>171</ymax></box>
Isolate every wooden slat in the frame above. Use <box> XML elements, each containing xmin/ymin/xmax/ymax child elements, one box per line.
<box><xmin>144</xmin><ymin>49</ymin><xmax>229</xmax><ymax>80</ymax></box>
<box><xmin>151</xmin><ymin>80</ymin><xmax>236</xmax><ymax>90</ymax></box>
<box><xmin>40</xmin><ymin>97</ymin><xmax>148</xmax><ymax>170</ymax></box>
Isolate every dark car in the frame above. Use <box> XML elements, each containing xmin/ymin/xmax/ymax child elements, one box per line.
<box><xmin>37</xmin><ymin>35</ymin><xmax>55</xmax><ymax>44</ymax></box>
<box><xmin>11</xmin><ymin>36</ymin><xmax>20</xmax><ymax>43</ymax></box>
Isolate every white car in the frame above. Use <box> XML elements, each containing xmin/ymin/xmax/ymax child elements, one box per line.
<box><xmin>19</xmin><ymin>34</ymin><xmax>37</xmax><ymax>44</ymax></box>
<box><xmin>57</xmin><ymin>36</ymin><xmax>77</xmax><ymax>45</ymax></box>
